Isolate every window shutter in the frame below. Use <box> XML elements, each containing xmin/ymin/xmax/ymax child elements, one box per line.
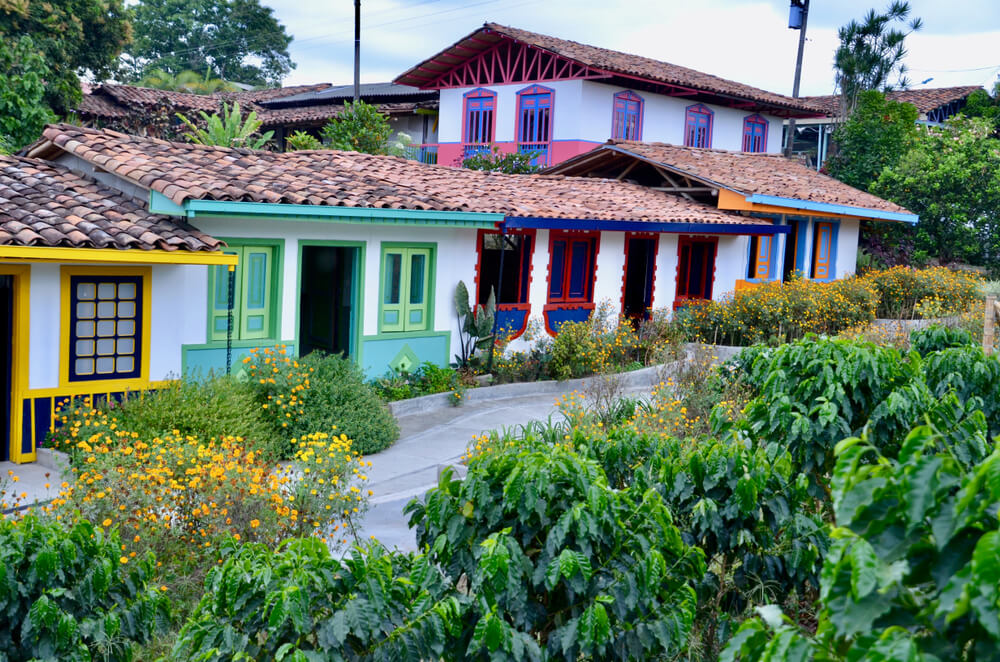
<box><xmin>240</xmin><ymin>246</ymin><xmax>272</xmax><ymax>339</ymax></box>
<box><xmin>404</xmin><ymin>249</ymin><xmax>430</xmax><ymax>332</ymax></box>
<box><xmin>381</xmin><ymin>250</ymin><xmax>406</xmax><ymax>332</ymax></box>
<box><xmin>209</xmin><ymin>249</ymin><xmax>241</xmax><ymax>341</ymax></box>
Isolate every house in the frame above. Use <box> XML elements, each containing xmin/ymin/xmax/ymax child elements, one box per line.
<box><xmin>543</xmin><ymin>140</ymin><xmax>918</xmax><ymax>297</ymax></box>
<box><xmin>0</xmin><ymin>153</ymin><xmax>233</xmax><ymax>463</ymax></box>
<box><xmin>394</xmin><ymin>23</ymin><xmax>824</xmax><ymax>168</ymax></box>
<box><xmin>74</xmin><ymin>82</ymin><xmax>439</xmax><ymax>152</ymax></box>
<box><xmin>788</xmin><ymin>85</ymin><xmax>985</xmax><ymax>169</ymax></box>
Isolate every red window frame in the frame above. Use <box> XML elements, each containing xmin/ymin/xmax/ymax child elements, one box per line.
<box><xmin>684</xmin><ymin>103</ymin><xmax>714</xmax><ymax>148</ymax></box>
<box><xmin>674</xmin><ymin>235</ymin><xmax>718</xmax><ymax>307</ymax></box>
<box><xmin>547</xmin><ymin>231</ymin><xmax>600</xmax><ymax>304</ymax></box>
<box><xmin>742</xmin><ymin>114</ymin><xmax>768</xmax><ymax>153</ymax></box>
<box><xmin>612</xmin><ymin>90</ymin><xmax>643</xmax><ymax>141</ymax></box>
<box><xmin>463</xmin><ymin>88</ymin><xmax>497</xmax><ymax>146</ymax></box>
<box><xmin>474</xmin><ymin>229</ymin><xmax>536</xmax><ymax>306</ymax></box>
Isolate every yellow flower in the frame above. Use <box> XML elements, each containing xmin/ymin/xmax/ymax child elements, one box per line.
<box><xmin>119</xmin><ymin>556</ymin><xmax>129</xmax><ymax>564</ymax></box>
<box><xmin>102</xmin><ymin>518</ymin><xmax>112</xmax><ymax>527</ymax></box>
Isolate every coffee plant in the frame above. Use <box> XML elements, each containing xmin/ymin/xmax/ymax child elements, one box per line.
<box><xmin>0</xmin><ymin>515</ymin><xmax>168</xmax><ymax>662</ymax></box>
<box><xmin>407</xmin><ymin>443</ymin><xmax>706</xmax><ymax>660</ymax></box>
<box><xmin>722</xmin><ymin>411</ymin><xmax>1000</xmax><ymax>661</ymax></box>
<box><xmin>172</xmin><ymin>537</ymin><xmax>463</xmax><ymax>662</ymax></box>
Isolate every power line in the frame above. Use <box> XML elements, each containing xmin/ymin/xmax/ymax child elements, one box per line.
<box><xmin>910</xmin><ymin>63</ymin><xmax>1000</xmax><ymax>73</ymax></box>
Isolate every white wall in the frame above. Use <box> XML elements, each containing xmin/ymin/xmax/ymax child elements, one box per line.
<box><xmin>28</xmin><ymin>264</ymin><xmax>60</xmax><ymax>390</ymax></box>
<box><xmin>440</xmin><ymin>79</ymin><xmax>782</xmax><ymax>152</ymax></box>
<box><xmin>23</xmin><ymin>262</ymin><xmax>205</xmax><ymax>390</ymax></box>
<box><xmin>192</xmin><ymin>218</ymin><xmax>480</xmax><ymax>350</ymax></box>
<box><xmin>836</xmin><ymin>218</ymin><xmax>860</xmax><ymax>278</ymax></box>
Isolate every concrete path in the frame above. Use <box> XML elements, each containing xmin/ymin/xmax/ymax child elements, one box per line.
<box><xmin>357</xmin><ymin>382</ymin><xmax>655</xmax><ymax>551</ymax></box>
<box><xmin>0</xmin><ymin>461</ymin><xmax>62</xmax><ymax>512</ymax></box>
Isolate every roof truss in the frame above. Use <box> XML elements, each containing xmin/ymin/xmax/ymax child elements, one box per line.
<box><xmin>421</xmin><ymin>35</ymin><xmax>609</xmax><ymax>89</ymax></box>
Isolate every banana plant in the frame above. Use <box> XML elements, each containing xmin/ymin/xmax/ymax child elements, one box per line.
<box><xmin>454</xmin><ymin>280</ymin><xmax>495</xmax><ymax>367</ymax></box>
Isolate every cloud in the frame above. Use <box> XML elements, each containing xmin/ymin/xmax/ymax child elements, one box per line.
<box><xmin>265</xmin><ymin>0</ymin><xmax>998</xmax><ymax>95</ymax></box>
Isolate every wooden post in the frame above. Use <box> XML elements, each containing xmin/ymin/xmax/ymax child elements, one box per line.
<box><xmin>985</xmin><ymin>296</ymin><xmax>996</xmax><ymax>356</ymax></box>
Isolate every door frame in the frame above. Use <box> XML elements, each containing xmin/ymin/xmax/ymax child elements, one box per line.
<box><xmin>674</xmin><ymin>235</ymin><xmax>719</xmax><ymax>309</ymax></box>
<box><xmin>620</xmin><ymin>232</ymin><xmax>659</xmax><ymax>320</ymax></box>
<box><xmin>0</xmin><ymin>265</ymin><xmax>30</xmax><ymax>463</ymax></box>
<box><xmin>295</xmin><ymin>241</ymin><xmax>366</xmax><ymax>359</ymax></box>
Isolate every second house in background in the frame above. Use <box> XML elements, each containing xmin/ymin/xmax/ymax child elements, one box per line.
<box><xmin>395</xmin><ymin>23</ymin><xmax>822</xmax><ymax>167</ymax></box>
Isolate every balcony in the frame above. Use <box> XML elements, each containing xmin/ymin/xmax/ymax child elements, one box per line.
<box><xmin>518</xmin><ymin>142</ymin><xmax>550</xmax><ymax>167</ymax></box>
<box><xmin>462</xmin><ymin>143</ymin><xmax>491</xmax><ymax>160</ymax></box>
<box><xmin>401</xmin><ymin>144</ymin><xmax>439</xmax><ymax>165</ymax></box>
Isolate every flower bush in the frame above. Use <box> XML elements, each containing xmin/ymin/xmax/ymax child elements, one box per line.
<box><xmin>245</xmin><ymin>347</ymin><xmax>399</xmax><ymax>455</ymax></box>
<box><xmin>865</xmin><ymin>265</ymin><xmax>982</xmax><ymax>319</ymax></box>
<box><xmin>675</xmin><ymin>276</ymin><xmax>879</xmax><ymax>347</ymax></box>
<box><xmin>50</xmin><ymin>427</ymin><xmax>371</xmax><ymax>603</ymax></box>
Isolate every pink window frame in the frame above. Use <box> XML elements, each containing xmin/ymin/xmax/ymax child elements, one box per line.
<box><xmin>742</xmin><ymin>114</ymin><xmax>769</xmax><ymax>153</ymax></box>
<box><xmin>684</xmin><ymin>103</ymin><xmax>714</xmax><ymax>148</ymax></box>
<box><xmin>462</xmin><ymin>87</ymin><xmax>497</xmax><ymax>147</ymax></box>
<box><xmin>611</xmin><ymin>90</ymin><xmax>644</xmax><ymax>141</ymax></box>
<box><xmin>516</xmin><ymin>84</ymin><xmax>554</xmax><ymax>165</ymax></box>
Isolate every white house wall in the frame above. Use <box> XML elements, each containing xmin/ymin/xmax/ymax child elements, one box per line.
<box><xmin>439</xmin><ymin>79</ymin><xmax>782</xmax><ymax>153</ymax></box>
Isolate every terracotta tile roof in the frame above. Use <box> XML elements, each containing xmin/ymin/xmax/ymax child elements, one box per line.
<box><xmin>0</xmin><ymin>154</ymin><xmax>223</xmax><ymax>251</ymax></box>
<box><xmin>549</xmin><ymin>140</ymin><xmax>912</xmax><ymax>216</ymax></box>
<box><xmin>803</xmin><ymin>86</ymin><xmax>983</xmax><ymax>117</ymax></box>
<box><xmin>99</xmin><ymin>85</ymin><xmax>223</xmax><ymax>113</ymax></box>
<box><xmin>76</xmin><ymin>92</ymin><xmax>129</xmax><ymax>119</ymax></box>
<box><xmin>396</xmin><ymin>23</ymin><xmax>822</xmax><ymax>115</ymax></box>
<box><xmin>37</xmin><ymin>124</ymin><xmax>764</xmax><ymax>227</ymax></box>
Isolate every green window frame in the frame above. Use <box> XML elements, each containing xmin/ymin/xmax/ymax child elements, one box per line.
<box><xmin>380</xmin><ymin>244</ymin><xmax>433</xmax><ymax>332</ymax></box>
<box><xmin>208</xmin><ymin>243</ymin><xmax>280</xmax><ymax>342</ymax></box>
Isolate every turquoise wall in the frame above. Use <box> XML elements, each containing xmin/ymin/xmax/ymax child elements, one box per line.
<box><xmin>359</xmin><ymin>333</ymin><xmax>450</xmax><ymax>378</ymax></box>
<box><xmin>182</xmin><ymin>341</ymin><xmax>296</xmax><ymax>378</ymax></box>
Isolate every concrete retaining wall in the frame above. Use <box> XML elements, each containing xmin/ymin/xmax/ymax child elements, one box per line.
<box><xmin>388</xmin><ymin>343</ymin><xmax>743</xmax><ymax>417</ymax></box>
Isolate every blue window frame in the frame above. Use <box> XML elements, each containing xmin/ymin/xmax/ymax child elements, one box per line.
<box><xmin>747</xmin><ymin>235</ymin><xmax>777</xmax><ymax>280</ymax></box>
<box><xmin>548</xmin><ymin>232</ymin><xmax>598</xmax><ymax>303</ymax></box>
<box><xmin>69</xmin><ymin>275</ymin><xmax>142</xmax><ymax>381</ymax></box>
<box><xmin>742</xmin><ymin>114</ymin><xmax>768</xmax><ymax>152</ymax></box>
<box><xmin>684</xmin><ymin>104</ymin><xmax>714</xmax><ymax>148</ymax></box>
<box><xmin>517</xmin><ymin>84</ymin><xmax>553</xmax><ymax>166</ymax></box>
<box><xmin>612</xmin><ymin>90</ymin><xmax>643</xmax><ymax>141</ymax></box>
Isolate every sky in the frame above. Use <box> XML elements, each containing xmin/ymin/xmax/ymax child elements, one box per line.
<box><xmin>263</xmin><ymin>0</ymin><xmax>1000</xmax><ymax>97</ymax></box>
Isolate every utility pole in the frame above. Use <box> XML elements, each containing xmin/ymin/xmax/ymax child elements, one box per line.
<box><xmin>784</xmin><ymin>0</ymin><xmax>809</xmax><ymax>157</ymax></box>
<box><xmin>353</xmin><ymin>0</ymin><xmax>361</xmax><ymax>103</ymax></box>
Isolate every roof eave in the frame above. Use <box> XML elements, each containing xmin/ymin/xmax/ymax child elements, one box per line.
<box><xmin>505</xmin><ymin>216</ymin><xmax>789</xmax><ymax>234</ymax></box>
<box><xmin>744</xmin><ymin>194</ymin><xmax>918</xmax><ymax>224</ymax></box>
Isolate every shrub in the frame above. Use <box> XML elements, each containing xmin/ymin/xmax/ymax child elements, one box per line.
<box><xmin>0</xmin><ymin>515</ymin><xmax>169</xmax><ymax>662</ymax></box>
<box><xmin>548</xmin><ymin>305</ymin><xmax>641</xmax><ymax>380</ymax></box>
<box><xmin>372</xmin><ymin>362</ymin><xmax>475</xmax><ymax>402</ymax></box>
<box><xmin>407</xmin><ymin>441</ymin><xmax>706</xmax><ymax>660</ymax></box>
<box><xmin>910</xmin><ymin>324</ymin><xmax>974</xmax><ymax>355</ymax></box>
<box><xmin>738</xmin><ymin>337</ymin><xmax>926</xmax><ymax>491</ymax></box>
<box><xmin>245</xmin><ymin>348</ymin><xmax>399</xmax><ymax>455</ymax></box>
<box><xmin>171</xmin><ymin>537</ymin><xmax>461</xmax><ymax>661</ymax></box>
<box><xmin>46</xmin><ymin>376</ymin><xmax>281</xmax><ymax>459</ymax></box>
<box><xmin>675</xmin><ymin>276</ymin><xmax>879</xmax><ymax>347</ymax></box>
<box><xmin>53</xmin><ymin>429</ymin><xmax>370</xmax><ymax>605</ymax></box>
<box><xmin>864</xmin><ymin>265</ymin><xmax>982</xmax><ymax>319</ymax></box>
<box><xmin>723</xmin><ymin>414</ymin><xmax>1000</xmax><ymax>661</ymax></box>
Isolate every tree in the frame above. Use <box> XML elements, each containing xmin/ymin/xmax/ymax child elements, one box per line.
<box><xmin>872</xmin><ymin>116</ymin><xmax>1000</xmax><ymax>268</ymax></box>
<box><xmin>177</xmin><ymin>102</ymin><xmax>274</xmax><ymax>149</ymax></box>
<box><xmin>0</xmin><ymin>36</ymin><xmax>57</xmax><ymax>150</ymax></box>
<box><xmin>833</xmin><ymin>1</ymin><xmax>923</xmax><ymax>116</ymax></box>
<box><xmin>320</xmin><ymin>101</ymin><xmax>395</xmax><ymax>155</ymax></box>
<box><xmin>0</xmin><ymin>0</ymin><xmax>132</xmax><ymax>115</ymax></box>
<box><xmin>960</xmin><ymin>84</ymin><xmax>1000</xmax><ymax>134</ymax></box>
<box><xmin>826</xmin><ymin>90</ymin><xmax>918</xmax><ymax>191</ymax></box>
<box><xmin>462</xmin><ymin>144</ymin><xmax>541</xmax><ymax>174</ymax></box>
<box><xmin>139</xmin><ymin>67</ymin><xmax>240</xmax><ymax>95</ymax></box>
<box><xmin>124</xmin><ymin>0</ymin><xmax>293</xmax><ymax>87</ymax></box>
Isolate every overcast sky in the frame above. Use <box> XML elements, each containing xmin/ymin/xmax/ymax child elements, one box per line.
<box><xmin>263</xmin><ymin>0</ymin><xmax>1000</xmax><ymax>97</ymax></box>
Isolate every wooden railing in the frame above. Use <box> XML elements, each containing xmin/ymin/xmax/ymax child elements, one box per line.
<box><xmin>984</xmin><ymin>295</ymin><xmax>1000</xmax><ymax>356</ymax></box>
